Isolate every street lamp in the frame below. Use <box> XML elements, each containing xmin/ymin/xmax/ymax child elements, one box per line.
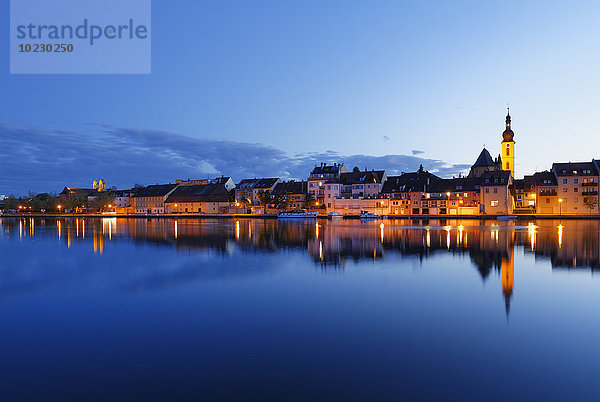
<box><xmin>558</xmin><ymin>198</ymin><xmax>563</xmax><ymax>216</ymax></box>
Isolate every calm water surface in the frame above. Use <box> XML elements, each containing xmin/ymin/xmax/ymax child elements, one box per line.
<box><xmin>0</xmin><ymin>217</ymin><xmax>599</xmax><ymax>401</ymax></box>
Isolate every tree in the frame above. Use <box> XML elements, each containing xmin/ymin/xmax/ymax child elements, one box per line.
<box><xmin>257</xmin><ymin>190</ymin><xmax>272</xmax><ymax>214</ymax></box>
<box><xmin>272</xmin><ymin>193</ymin><xmax>291</xmax><ymax>210</ymax></box>
<box><xmin>583</xmin><ymin>196</ymin><xmax>598</xmax><ymax>213</ymax></box>
<box><xmin>304</xmin><ymin>193</ymin><xmax>316</xmax><ymax>210</ymax></box>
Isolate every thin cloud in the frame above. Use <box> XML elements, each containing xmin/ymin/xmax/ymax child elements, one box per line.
<box><xmin>0</xmin><ymin>123</ymin><xmax>470</xmax><ymax>195</ymax></box>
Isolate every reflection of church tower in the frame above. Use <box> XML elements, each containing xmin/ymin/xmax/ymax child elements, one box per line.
<box><xmin>501</xmin><ymin>108</ymin><xmax>515</xmax><ymax>178</ymax></box>
<box><xmin>501</xmin><ymin>249</ymin><xmax>514</xmax><ymax>317</ymax></box>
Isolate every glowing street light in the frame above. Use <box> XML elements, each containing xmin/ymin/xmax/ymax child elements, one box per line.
<box><xmin>558</xmin><ymin>198</ymin><xmax>563</xmax><ymax>216</ymax></box>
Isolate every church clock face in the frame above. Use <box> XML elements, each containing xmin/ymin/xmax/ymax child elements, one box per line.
<box><xmin>506</xmin><ymin>143</ymin><xmax>510</xmax><ymax>148</ymax></box>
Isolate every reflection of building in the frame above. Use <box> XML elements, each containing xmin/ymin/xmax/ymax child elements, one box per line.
<box><xmin>4</xmin><ymin>217</ymin><xmax>600</xmax><ymax>316</ymax></box>
<box><xmin>501</xmin><ymin>249</ymin><xmax>514</xmax><ymax>316</ymax></box>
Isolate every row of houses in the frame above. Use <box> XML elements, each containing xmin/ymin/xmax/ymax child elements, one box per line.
<box><xmin>57</xmin><ymin>113</ymin><xmax>599</xmax><ymax>216</ymax></box>
<box><xmin>58</xmin><ymin>155</ymin><xmax>600</xmax><ymax>216</ymax></box>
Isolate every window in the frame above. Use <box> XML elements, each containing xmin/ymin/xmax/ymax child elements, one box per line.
<box><xmin>563</xmin><ymin>179</ymin><xmax>567</xmax><ymax>184</ymax></box>
<box><xmin>485</xmin><ymin>188</ymin><xmax>489</xmax><ymax>193</ymax></box>
<box><xmin>464</xmin><ymin>192</ymin><xmax>468</xmax><ymax>197</ymax></box>
<box><xmin>563</xmin><ymin>188</ymin><xmax>568</xmax><ymax>192</ymax></box>
<box><xmin>506</xmin><ymin>163</ymin><xmax>510</xmax><ymax>169</ymax></box>
<box><xmin>574</xmin><ymin>188</ymin><xmax>578</xmax><ymax>192</ymax></box>
<box><xmin>327</xmin><ymin>185</ymin><xmax>331</xmax><ymax>190</ymax></box>
<box><xmin>491</xmin><ymin>200</ymin><xmax>499</xmax><ymax>207</ymax></box>
<box><xmin>493</xmin><ymin>188</ymin><xmax>498</xmax><ymax>193</ymax></box>
<box><xmin>546</xmin><ymin>198</ymin><xmax>550</xmax><ymax>203</ymax></box>
<box><xmin>574</xmin><ymin>179</ymin><xmax>578</xmax><ymax>184</ymax></box>
<box><xmin>506</xmin><ymin>148</ymin><xmax>510</xmax><ymax>156</ymax></box>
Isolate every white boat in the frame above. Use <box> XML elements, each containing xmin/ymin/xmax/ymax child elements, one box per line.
<box><xmin>497</xmin><ymin>215</ymin><xmax>517</xmax><ymax>221</ymax></box>
<box><xmin>327</xmin><ymin>211</ymin><xmax>343</xmax><ymax>220</ymax></box>
<box><xmin>360</xmin><ymin>210</ymin><xmax>380</xmax><ymax>219</ymax></box>
<box><xmin>278</xmin><ymin>209</ymin><xmax>318</xmax><ymax>218</ymax></box>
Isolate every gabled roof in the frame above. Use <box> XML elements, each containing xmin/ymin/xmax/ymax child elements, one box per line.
<box><xmin>337</xmin><ymin>170</ymin><xmax>386</xmax><ymax>185</ymax></box>
<box><xmin>165</xmin><ymin>183</ymin><xmax>231</xmax><ymax>203</ymax></box>
<box><xmin>253</xmin><ymin>178</ymin><xmax>279</xmax><ymax>189</ymax></box>
<box><xmin>473</xmin><ymin>148</ymin><xmax>496</xmax><ymax>167</ymax></box>
<box><xmin>272</xmin><ymin>181</ymin><xmax>307</xmax><ymax>195</ymax></box>
<box><xmin>420</xmin><ymin>177</ymin><xmax>480</xmax><ymax>193</ymax></box>
<box><xmin>513</xmin><ymin>179</ymin><xmax>525</xmax><ymax>190</ymax></box>
<box><xmin>480</xmin><ymin>170</ymin><xmax>511</xmax><ymax>185</ymax></box>
<box><xmin>381</xmin><ymin>169</ymin><xmax>441</xmax><ymax>193</ymax></box>
<box><xmin>236</xmin><ymin>178</ymin><xmax>260</xmax><ymax>189</ymax></box>
<box><xmin>132</xmin><ymin>184</ymin><xmax>178</xmax><ymax>198</ymax></box>
<box><xmin>310</xmin><ymin>163</ymin><xmax>345</xmax><ymax>177</ymax></box>
<box><xmin>552</xmin><ymin>161</ymin><xmax>599</xmax><ymax>176</ymax></box>
<box><xmin>530</xmin><ymin>171</ymin><xmax>558</xmax><ymax>186</ymax></box>
<box><xmin>211</xmin><ymin>176</ymin><xmax>232</xmax><ymax>184</ymax></box>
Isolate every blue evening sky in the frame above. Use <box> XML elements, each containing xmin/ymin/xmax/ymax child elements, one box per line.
<box><xmin>1</xmin><ymin>0</ymin><xmax>600</xmax><ymax>194</ymax></box>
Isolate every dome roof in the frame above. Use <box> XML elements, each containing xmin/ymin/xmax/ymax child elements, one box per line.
<box><xmin>502</xmin><ymin>128</ymin><xmax>514</xmax><ymax>142</ymax></box>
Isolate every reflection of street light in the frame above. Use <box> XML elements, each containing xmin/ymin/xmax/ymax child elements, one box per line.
<box><xmin>559</xmin><ymin>198</ymin><xmax>563</xmax><ymax>216</ymax></box>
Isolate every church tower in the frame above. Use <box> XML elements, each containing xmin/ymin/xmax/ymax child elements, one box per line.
<box><xmin>501</xmin><ymin>108</ymin><xmax>515</xmax><ymax>177</ymax></box>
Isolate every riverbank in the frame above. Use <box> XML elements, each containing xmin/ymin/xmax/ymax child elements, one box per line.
<box><xmin>2</xmin><ymin>213</ymin><xmax>599</xmax><ymax>220</ymax></box>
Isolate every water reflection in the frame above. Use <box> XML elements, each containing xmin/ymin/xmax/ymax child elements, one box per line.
<box><xmin>1</xmin><ymin>217</ymin><xmax>599</xmax><ymax>316</ymax></box>
<box><xmin>2</xmin><ymin>217</ymin><xmax>600</xmax><ymax>269</ymax></box>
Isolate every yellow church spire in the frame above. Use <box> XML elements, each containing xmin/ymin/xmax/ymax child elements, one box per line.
<box><xmin>501</xmin><ymin>108</ymin><xmax>515</xmax><ymax>177</ymax></box>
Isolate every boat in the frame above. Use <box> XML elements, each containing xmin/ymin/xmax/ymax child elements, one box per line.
<box><xmin>327</xmin><ymin>211</ymin><xmax>343</xmax><ymax>220</ymax></box>
<box><xmin>278</xmin><ymin>209</ymin><xmax>318</xmax><ymax>218</ymax></box>
<box><xmin>360</xmin><ymin>210</ymin><xmax>380</xmax><ymax>219</ymax></box>
<box><xmin>497</xmin><ymin>215</ymin><xmax>517</xmax><ymax>221</ymax></box>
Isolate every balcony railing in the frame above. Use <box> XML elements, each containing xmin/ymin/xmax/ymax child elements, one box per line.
<box><xmin>583</xmin><ymin>191</ymin><xmax>598</xmax><ymax>196</ymax></box>
<box><xmin>539</xmin><ymin>191</ymin><xmax>557</xmax><ymax>196</ymax></box>
<box><xmin>582</xmin><ymin>182</ymin><xmax>598</xmax><ymax>187</ymax></box>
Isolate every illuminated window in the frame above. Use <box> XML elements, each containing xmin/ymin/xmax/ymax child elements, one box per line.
<box><xmin>491</xmin><ymin>201</ymin><xmax>499</xmax><ymax>206</ymax></box>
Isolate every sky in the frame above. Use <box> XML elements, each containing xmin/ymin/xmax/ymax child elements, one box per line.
<box><xmin>2</xmin><ymin>0</ymin><xmax>600</xmax><ymax>195</ymax></box>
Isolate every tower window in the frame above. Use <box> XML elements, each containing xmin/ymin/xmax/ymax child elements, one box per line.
<box><xmin>506</xmin><ymin>148</ymin><xmax>510</xmax><ymax>156</ymax></box>
<box><xmin>506</xmin><ymin>163</ymin><xmax>510</xmax><ymax>169</ymax></box>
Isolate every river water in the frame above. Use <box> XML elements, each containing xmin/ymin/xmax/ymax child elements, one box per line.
<box><xmin>0</xmin><ymin>217</ymin><xmax>598</xmax><ymax>401</ymax></box>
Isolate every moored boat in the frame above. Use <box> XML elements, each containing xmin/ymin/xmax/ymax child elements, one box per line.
<box><xmin>327</xmin><ymin>211</ymin><xmax>343</xmax><ymax>220</ymax></box>
<box><xmin>360</xmin><ymin>210</ymin><xmax>380</xmax><ymax>219</ymax></box>
<box><xmin>278</xmin><ymin>209</ymin><xmax>318</xmax><ymax>218</ymax></box>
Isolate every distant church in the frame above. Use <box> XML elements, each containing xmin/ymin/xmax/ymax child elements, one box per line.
<box><xmin>468</xmin><ymin>109</ymin><xmax>516</xmax><ymax>178</ymax></box>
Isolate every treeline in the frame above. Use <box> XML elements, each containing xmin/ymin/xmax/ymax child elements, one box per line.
<box><xmin>1</xmin><ymin>191</ymin><xmax>116</xmax><ymax>212</ymax></box>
